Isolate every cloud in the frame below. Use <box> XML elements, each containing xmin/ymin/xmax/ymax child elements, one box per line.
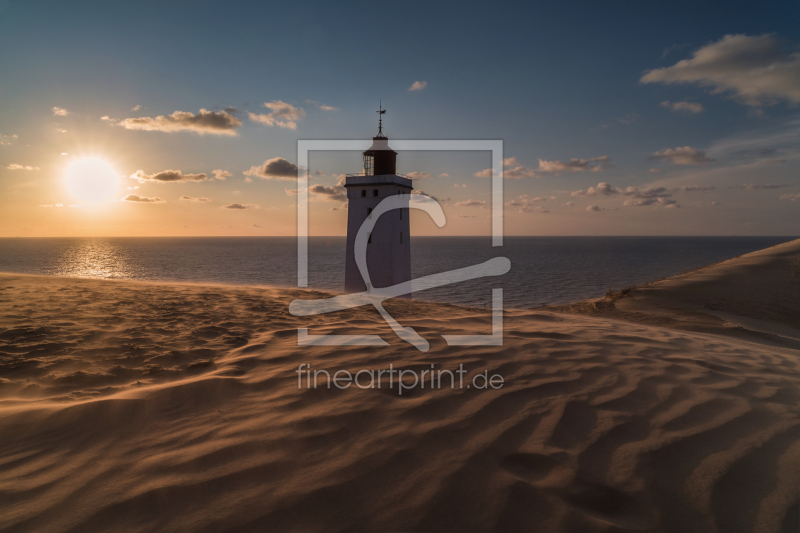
<box><xmin>0</xmin><ymin>133</ymin><xmax>18</xmax><ymax>145</ymax></box>
<box><xmin>474</xmin><ymin>156</ymin><xmax>543</xmax><ymax>179</ymax></box>
<box><xmin>100</xmin><ymin>115</ymin><xmax>113</xmax><ymax>121</ymax></box>
<box><xmin>131</xmin><ymin>105</ymin><xmax>143</xmax><ymax>111</ymax></box>
<box><xmin>407</xmin><ymin>171</ymin><xmax>431</xmax><ymax>180</ymax></box>
<box><xmin>409</xmin><ymin>81</ymin><xmax>428</xmax><ymax>91</ymax></box>
<box><xmin>573</xmin><ymin>182</ymin><xmax>677</xmax><ymax>205</ymax></box>
<box><xmin>39</xmin><ymin>203</ymin><xmax>64</xmax><ymax>208</ymax></box>
<box><xmin>52</xmin><ymin>106</ymin><xmax>69</xmax><ymax>116</ymax></box>
<box><xmin>678</xmin><ymin>185</ymin><xmax>716</xmax><ymax>192</ymax></box>
<box><xmin>212</xmin><ymin>169</ymin><xmax>231</xmax><ymax>180</ymax></box>
<box><xmin>243</xmin><ymin>157</ymin><xmax>298</xmax><ymax>180</ymax></box>
<box><xmin>586</xmin><ymin>205</ymin><xmax>602</xmax><ymax>212</ymax></box>
<box><xmin>737</xmin><ymin>183</ymin><xmax>788</xmax><ymax>190</ymax></box>
<box><xmin>474</xmin><ymin>155</ymin><xmax>611</xmax><ymax>179</ymax></box>
<box><xmin>571</xmin><ymin>182</ymin><xmax>619</xmax><ymax>196</ymax></box>
<box><xmin>121</xmin><ymin>194</ymin><xmax>165</xmax><ymax>203</ymax></box>
<box><xmin>248</xmin><ymin>101</ymin><xmax>305</xmax><ymax>129</ymax></box>
<box><xmin>649</xmin><ymin>146</ymin><xmax>715</xmax><ymax>165</ymax></box>
<box><xmin>179</xmin><ymin>195</ymin><xmax>212</xmax><ymax>202</ymax></box>
<box><xmin>130</xmin><ymin>169</ymin><xmax>208</xmax><ymax>183</ymax></box>
<box><xmin>6</xmin><ymin>164</ymin><xmax>40</xmax><ymax>171</ymax></box>
<box><xmin>116</xmin><ymin>108</ymin><xmax>241</xmax><ymax>135</ymax></box>
<box><xmin>649</xmin><ymin>168</ymin><xmax>663</xmax><ymax>173</ymax></box>
<box><xmin>624</xmin><ymin>197</ymin><xmax>679</xmax><ymax>207</ymax></box>
<box><xmin>504</xmin><ymin>165</ymin><xmax>538</xmax><ymax>178</ymax></box>
<box><xmin>455</xmin><ymin>199</ymin><xmax>487</xmax><ymax>208</ymax></box>
<box><xmin>641</xmin><ymin>34</ymin><xmax>800</xmax><ymax>106</ymax></box>
<box><xmin>537</xmin><ymin>156</ymin><xmax>611</xmax><ymax>174</ymax></box>
<box><xmin>222</xmin><ymin>203</ymin><xmax>259</xmax><ymax>210</ymax></box>
<box><xmin>660</xmin><ymin>100</ymin><xmax>704</xmax><ymax>113</ymax></box>
<box><xmin>505</xmin><ymin>194</ymin><xmax>551</xmax><ymax>213</ymax></box>
<box><xmin>307</xmin><ymin>184</ymin><xmax>347</xmax><ymax>203</ymax></box>
<box><xmin>439</xmin><ymin>173</ymin><xmax>450</xmax><ymax>178</ymax></box>
<box><xmin>623</xmin><ymin>186</ymin><xmax>672</xmax><ymax>199</ymax></box>
<box><xmin>780</xmin><ymin>193</ymin><xmax>800</xmax><ymax>201</ymax></box>
<box><xmin>412</xmin><ymin>190</ymin><xmax>449</xmax><ymax>203</ymax></box>
<box><xmin>304</xmin><ymin>100</ymin><xmax>337</xmax><ymax>111</ymax></box>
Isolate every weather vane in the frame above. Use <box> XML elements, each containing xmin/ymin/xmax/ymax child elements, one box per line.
<box><xmin>377</xmin><ymin>101</ymin><xmax>386</xmax><ymax>136</ymax></box>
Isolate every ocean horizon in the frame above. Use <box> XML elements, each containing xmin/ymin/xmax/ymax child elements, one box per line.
<box><xmin>0</xmin><ymin>235</ymin><xmax>794</xmax><ymax>309</ymax></box>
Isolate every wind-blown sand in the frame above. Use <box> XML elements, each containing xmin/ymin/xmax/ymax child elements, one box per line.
<box><xmin>1</xmin><ymin>239</ymin><xmax>799</xmax><ymax>532</ymax></box>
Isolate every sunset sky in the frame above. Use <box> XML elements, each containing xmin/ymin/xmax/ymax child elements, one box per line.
<box><xmin>0</xmin><ymin>0</ymin><xmax>798</xmax><ymax>237</ymax></box>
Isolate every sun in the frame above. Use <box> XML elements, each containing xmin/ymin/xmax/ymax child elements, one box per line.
<box><xmin>65</xmin><ymin>158</ymin><xmax>120</xmax><ymax>204</ymax></box>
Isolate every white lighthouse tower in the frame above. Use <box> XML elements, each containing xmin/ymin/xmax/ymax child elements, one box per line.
<box><xmin>344</xmin><ymin>105</ymin><xmax>412</xmax><ymax>295</ymax></box>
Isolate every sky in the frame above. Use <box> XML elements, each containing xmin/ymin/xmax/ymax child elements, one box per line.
<box><xmin>0</xmin><ymin>0</ymin><xmax>798</xmax><ymax>237</ymax></box>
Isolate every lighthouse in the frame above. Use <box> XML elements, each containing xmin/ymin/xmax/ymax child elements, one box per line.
<box><xmin>344</xmin><ymin>105</ymin><xmax>412</xmax><ymax>295</ymax></box>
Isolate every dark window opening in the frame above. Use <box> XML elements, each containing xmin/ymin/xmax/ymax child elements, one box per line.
<box><xmin>361</xmin><ymin>190</ymin><xmax>366</xmax><ymax>197</ymax></box>
<box><xmin>367</xmin><ymin>207</ymin><xmax>373</xmax><ymax>218</ymax></box>
<box><xmin>373</xmin><ymin>189</ymin><xmax>378</xmax><ymax>197</ymax></box>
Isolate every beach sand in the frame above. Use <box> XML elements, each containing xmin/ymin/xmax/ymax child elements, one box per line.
<box><xmin>0</xmin><ymin>239</ymin><xmax>799</xmax><ymax>532</ymax></box>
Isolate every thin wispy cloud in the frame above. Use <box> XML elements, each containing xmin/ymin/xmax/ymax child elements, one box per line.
<box><xmin>52</xmin><ymin>106</ymin><xmax>69</xmax><ymax>116</ymax></box>
<box><xmin>407</xmin><ymin>171</ymin><xmax>431</xmax><ymax>180</ymax></box>
<box><xmin>538</xmin><ymin>156</ymin><xmax>611</xmax><ymax>173</ymax></box>
<box><xmin>455</xmin><ymin>199</ymin><xmax>487</xmax><ymax>208</ymax></box>
<box><xmin>248</xmin><ymin>101</ymin><xmax>305</xmax><ymax>129</ymax></box>
<box><xmin>0</xmin><ymin>133</ymin><xmax>18</xmax><ymax>145</ymax></box>
<box><xmin>116</xmin><ymin>109</ymin><xmax>241</xmax><ymax>135</ymax></box>
<box><xmin>6</xmin><ymin>164</ymin><xmax>40</xmax><ymax>171</ymax></box>
<box><xmin>304</xmin><ymin>100</ymin><xmax>337</xmax><ymax>111</ymax></box>
<box><xmin>222</xmin><ymin>203</ymin><xmax>259</xmax><ymax>210</ymax></box>
<box><xmin>212</xmin><ymin>169</ymin><xmax>231</xmax><ymax>180</ymax></box>
<box><xmin>641</xmin><ymin>34</ymin><xmax>800</xmax><ymax>106</ymax></box>
<box><xmin>130</xmin><ymin>169</ymin><xmax>208</xmax><ymax>183</ymax></box>
<box><xmin>660</xmin><ymin>100</ymin><xmax>704</xmax><ymax>113</ymax></box>
<box><xmin>179</xmin><ymin>196</ymin><xmax>212</xmax><ymax>202</ymax></box>
<box><xmin>408</xmin><ymin>81</ymin><xmax>428</xmax><ymax>91</ymax></box>
<box><xmin>121</xmin><ymin>194</ymin><xmax>165</xmax><ymax>203</ymax></box>
<box><xmin>649</xmin><ymin>146</ymin><xmax>715</xmax><ymax>165</ymax></box>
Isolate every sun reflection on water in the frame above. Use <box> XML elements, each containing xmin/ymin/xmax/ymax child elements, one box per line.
<box><xmin>53</xmin><ymin>239</ymin><xmax>134</xmax><ymax>280</ymax></box>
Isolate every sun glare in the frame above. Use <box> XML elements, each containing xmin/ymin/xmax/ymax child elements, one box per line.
<box><xmin>65</xmin><ymin>158</ymin><xmax>120</xmax><ymax>204</ymax></box>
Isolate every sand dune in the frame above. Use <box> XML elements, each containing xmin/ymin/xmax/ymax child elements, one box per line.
<box><xmin>1</xmin><ymin>241</ymin><xmax>799</xmax><ymax>532</ymax></box>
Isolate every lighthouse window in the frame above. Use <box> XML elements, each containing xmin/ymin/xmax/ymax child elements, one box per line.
<box><xmin>373</xmin><ymin>189</ymin><xmax>378</xmax><ymax>197</ymax></box>
<box><xmin>363</xmin><ymin>155</ymin><xmax>374</xmax><ymax>176</ymax></box>
<box><xmin>361</xmin><ymin>190</ymin><xmax>366</xmax><ymax>197</ymax></box>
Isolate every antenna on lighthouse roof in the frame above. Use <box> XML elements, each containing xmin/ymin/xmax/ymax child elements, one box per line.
<box><xmin>376</xmin><ymin>101</ymin><xmax>386</xmax><ymax>137</ymax></box>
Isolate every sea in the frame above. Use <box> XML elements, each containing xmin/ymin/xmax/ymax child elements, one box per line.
<box><xmin>0</xmin><ymin>236</ymin><xmax>794</xmax><ymax>309</ymax></box>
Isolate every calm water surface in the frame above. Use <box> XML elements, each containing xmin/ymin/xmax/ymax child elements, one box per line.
<box><xmin>0</xmin><ymin>236</ymin><xmax>794</xmax><ymax>308</ymax></box>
